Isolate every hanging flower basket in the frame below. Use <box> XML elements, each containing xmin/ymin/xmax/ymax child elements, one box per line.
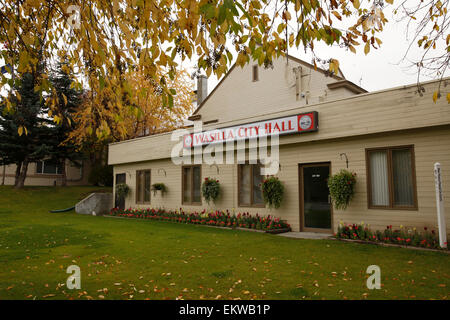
<box><xmin>202</xmin><ymin>177</ymin><xmax>220</xmax><ymax>204</ymax></box>
<box><xmin>327</xmin><ymin>169</ymin><xmax>357</xmax><ymax>210</ymax></box>
<box><xmin>115</xmin><ymin>183</ymin><xmax>130</xmax><ymax>201</ymax></box>
<box><xmin>151</xmin><ymin>183</ymin><xmax>167</xmax><ymax>196</ymax></box>
<box><xmin>261</xmin><ymin>176</ymin><xmax>284</xmax><ymax>209</ymax></box>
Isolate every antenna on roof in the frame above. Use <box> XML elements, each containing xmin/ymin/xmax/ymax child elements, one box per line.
<box><xmin>285</xmin><ymin>0</ymin><xmax>288</xmax><ymax>65</ymax></box>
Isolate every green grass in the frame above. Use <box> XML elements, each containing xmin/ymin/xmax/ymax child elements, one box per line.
<box><xmin>0</xmin><ymin>186</ymin><xmax>448</xmax><ymax>300</ymax></box>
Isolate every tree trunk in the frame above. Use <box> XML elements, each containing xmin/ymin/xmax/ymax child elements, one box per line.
<box><xmin>14</xmin><ymin>162</ymin><xmax>22</xmax><ymax>187</ymax></box>
<box><xmin>15</xmin><ymin>160</ymin><xmax>28</xmax><ymax>189</ymax></box>
<box><xmin>1</xmin><ymin>164</ymin><xmax>5</xmax><ymax>185</ymax></box>
<box><xmin>61</xmin><ymin>160</ymin><xmax>67</xmax><ymax>187</ymax></box>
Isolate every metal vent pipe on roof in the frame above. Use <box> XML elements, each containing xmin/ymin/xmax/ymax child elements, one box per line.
<box><xmin>197</xmin><ymin>75</ymin><xmax>208</xmax><ymax>105</ymax></box>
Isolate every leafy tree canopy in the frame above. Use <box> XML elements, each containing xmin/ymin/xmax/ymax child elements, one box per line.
<box><xmin>0</xmin><ymin>0</ymin><xmax>448</xmax><ymax>139</ymax></box>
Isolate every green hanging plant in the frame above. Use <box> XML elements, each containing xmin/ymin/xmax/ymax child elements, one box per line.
<box><xmin>202</xmin><ymin>177</ymin><xmax>220</xmax><ymax>204</ymax></box>
<box><xmin>115</xmin><ymin>183</ymin><xmax>130</xmax><ymax>200</ymax></box>
<box><xmin>261</xmin><ymin>176</ymin><xmax>284</xmax><ymax>209</ymax></box>
<box><xmin>151</xmin><ymin>183</ymin><xmax>167</xmax><ymax>196</ymax></box>
<box><xmin>327</xmin><ymin>169</ymin><xmax>357</xmax><ymax>210</ymax></box>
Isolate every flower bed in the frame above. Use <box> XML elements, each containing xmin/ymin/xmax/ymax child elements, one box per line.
<box><xmin>108</xmin><ymin>207</ymin><xmax>291</xmax><ymax>232</ymax></box>
<box><xmin>335</xmin><ymin>222</ymin><xmax>447</xmax><ymax>250</ymax></box>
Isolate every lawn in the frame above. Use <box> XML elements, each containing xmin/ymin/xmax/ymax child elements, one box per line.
<box><xmin>0</xmin><ymin>186</ymin><xmax>448</xmax><ymax>300</ymax></box>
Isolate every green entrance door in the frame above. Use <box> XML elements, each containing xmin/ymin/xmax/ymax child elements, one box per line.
<box><xmin>115</xmin><ymin>173</ymin><xmax>126</xmax><ymax>210</ymax></box>
<box><xmin>299</xmin><ymin>163</ymin><xmax>332</xmax><ymax>233</ymax></box>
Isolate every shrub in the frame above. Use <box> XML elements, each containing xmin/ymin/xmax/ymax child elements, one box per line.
<box><xmin>335</xmin><ymin>222</ymin><xmax>445</xmax><ymax>249</ymax></box>
<box><xmin>115</xmin><ymin>183</ymin><xmax>130</xmax><ymax>200</ymax></box>
<box><xmin>327</xmin><ymin>169</ymin><xmax>356</xmax><ymax>210</ymax></box>
<box><xmin>108</xmin><ymin>207</ymin><xmax>291</xmax><ymax>231</ymax></box>
<box><xmin>151</xmin><ymin>183</ymin><xmax>167</xmax><ymax>196</ymax></box>
<box><xmin>202</xmin><ymin>177</ymin><xmax>220</xmax><ymax>204</ymax></box>
<box><xmin>88</xmin><ymin>164</ymin><xmax>113</xmax><ymax>186</ymax></box>
<box><xmin>261</xmin><ymin>176</ymin><xmax>284</xmax><ymax>209</ymax></box>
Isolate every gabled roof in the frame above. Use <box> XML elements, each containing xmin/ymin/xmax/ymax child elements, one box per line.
<box><xmin>189</xmin><ymin>54</ymin><xmax>361</xmax><ymax>120</ymax></box>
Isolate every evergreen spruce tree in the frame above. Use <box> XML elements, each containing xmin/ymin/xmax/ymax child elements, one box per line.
<box><xmin>48</xmin><ymin>61</ymin><xmax>83</xmax><ymax>186</ymax></box>
<box><xmin>0</xmin><ymin>72</ymin><xmax>54</xmax><ymax>188</ymax></box>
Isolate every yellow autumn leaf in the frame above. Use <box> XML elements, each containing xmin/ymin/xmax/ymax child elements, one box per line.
<box><xmin>332</xmin><ymin>11</ymin><xmax>342</xmax><ymax>20</ymax></box>
<box><xmin>433</xmin><ymin>91</ymin><xmax>439</xmax><ymax>103</ymax></box>
<box><xmin>329</xmin><ymin>61</ymin><xmax>335</xmax><ymax>73</ymax></box>
<box><xmin>5</xmin><ymin>99</ymin><xmax>12</xmax><ymax>111</ymax></box>
<box><xmin>353</xmin><ymin>0</ymin><xmax>360</xmax><ymax>9</ymax></box>
<box><xmin>364</xmin><ymin>42</ymin><xmax>370</xmax><ymax>55</ymax></box>
<box><xmin>447</xmin><ymin>93</ymin><xmax>450</xmax><ymax>104</ymax></box>
<box><xmin>329</xmin><ymin>59</ymin><xmax>339</xmax><ymax>75</ymax></box>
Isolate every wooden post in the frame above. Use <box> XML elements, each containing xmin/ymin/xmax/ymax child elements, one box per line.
<box><xmin>434</xmin><ymin>163</ymin><xmax>447</xmax><ymax>248</ymax></box>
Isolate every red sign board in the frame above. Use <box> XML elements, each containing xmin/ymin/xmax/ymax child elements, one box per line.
<box><xmin>184</xmin><ymin>111</ymin><xmax>318</xmax><ymax>148</ymax></box>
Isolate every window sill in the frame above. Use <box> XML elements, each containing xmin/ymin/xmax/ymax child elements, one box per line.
<box><xmin>238</xmin><ymin>204</ymin><xmax>266</xmax><ymax>209</ymax></box>
<box><xmin>368</xmin><ymin>205</ymin><xmax>418</xmax><ymax>211</ymax></box>
<box><xmin>182</xmin><ymin>202</ymin><xmax>203</xmax><ymax>206</ymax></box>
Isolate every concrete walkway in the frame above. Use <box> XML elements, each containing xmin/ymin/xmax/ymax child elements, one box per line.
<box><xmin>277</xmin><ymin>232</ymin><xmax>333</xmax><ymax>240</ymax></box>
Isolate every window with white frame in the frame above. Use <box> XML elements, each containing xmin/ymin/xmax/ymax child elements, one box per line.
<box><xmin>36</xmin><ymin>160</ymin><xmax>62</xmax><ymax>175</ymax></box>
